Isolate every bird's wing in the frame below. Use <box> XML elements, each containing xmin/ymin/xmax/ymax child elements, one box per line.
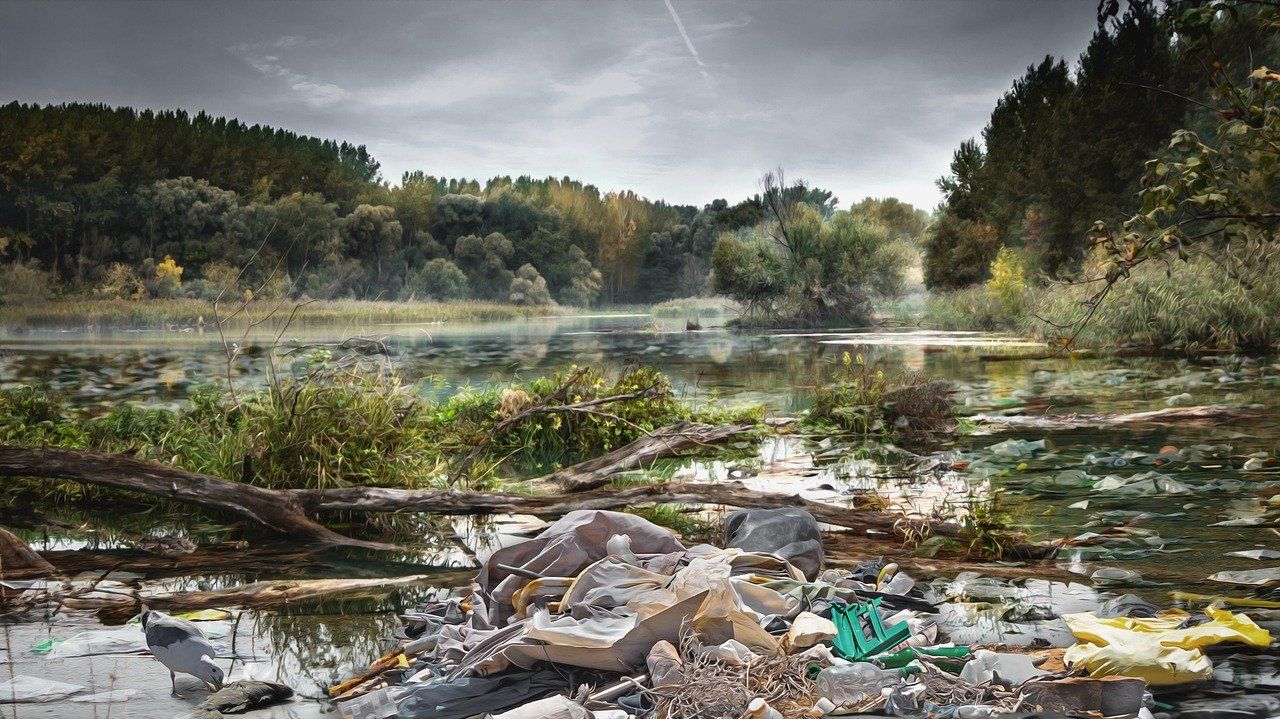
<box><xmin>145</xmin><ymin>612</ymin><xmax>211</xmax><ymax>650</ymax></box>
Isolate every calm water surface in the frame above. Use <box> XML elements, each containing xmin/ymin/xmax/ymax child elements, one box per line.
<box><xmin>3</xmin><ymin>315</ymin><xmax>1279</xmax><ymax>714</ymax></box>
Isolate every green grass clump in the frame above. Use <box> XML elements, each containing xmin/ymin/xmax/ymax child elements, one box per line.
<box><xmin>0</xmin><ymin>363</ymin><xmax>761</xmax><ymax>497</ymax></box>
<box><xmin>805</xmin><ymin>352</ymin><xmax>954</xmax><ymax>441</ymax></box>
<box><xmin>427</xmin><ymin>366</ymin><xmax>761</xmax><ymax>479</ymax></box>
<box><xmin>921</xmin><ymin>284</ymin><xmax>1024</xmax><ymax>332</ymax></box>
<box><xmin>1029</xmin><ymin>257</ymin><xmax>1280</xmax><ymax>352</ymax></box>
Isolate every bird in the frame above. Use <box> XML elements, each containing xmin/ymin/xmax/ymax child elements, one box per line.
<box><xmin>141</xmin><ymin>609</ymin><xmax>225</xmax><ymax>697</ymax></box>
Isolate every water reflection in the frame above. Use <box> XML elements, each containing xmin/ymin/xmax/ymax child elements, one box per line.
<box><xmin>5</xmin><ymin>318</ymin><xmax>1280</xmax><ymax>704</ymax></box>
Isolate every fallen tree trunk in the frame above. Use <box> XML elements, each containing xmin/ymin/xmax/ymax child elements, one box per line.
<box><xmin>0</xmin><ymin>422</ymin><xmax>752</xmax><ymax>546</ymax></box>
<box><xmin>1</xmin><ymin>427</ymin><xmax>1048</xmax><ymax>556</ymax></box>
<box><xmin>547</xmin><ymin>421</ymin><xmax>754</xmax><ymax>492</ymax></box>
<box><xmin>291</xmin><ymin>481</ymin><xmax>963</xmax><ymax>540</ymax></box>
<box><xmin>0</xmin><ymin>525</ymin><xmax>60</xmax><ymax>580</ymax></box>
<box><xmin>79</xmin><ymin>573</ymin><xmax>473</xmax><ymax>624</ymax></box>
<box><xmin>0</xmin><ymin>445</ymin><xmax>396</xmax><ymax>551</ymax></box>
<box><xmin>970</xmin><ymin>405</ymin><xmax>1252</xmax><ymax>431</ymax></box>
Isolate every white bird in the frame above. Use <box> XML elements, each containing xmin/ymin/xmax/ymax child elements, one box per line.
<box><xmin>141</xmin><ymin>610</ymin><xmax>225</xmax><ymax>697</ymax></box>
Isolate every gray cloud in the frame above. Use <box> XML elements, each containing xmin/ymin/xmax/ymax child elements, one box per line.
<box><xmin>0</xmin><ymin>0</ymin><xmax>1100</xmax><ymax>209</ymax></box>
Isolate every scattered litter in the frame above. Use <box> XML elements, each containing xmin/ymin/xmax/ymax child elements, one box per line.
<box><xmin>988</xmin><ymin>438</ymin><xmax>1049</xmax><ymax>458</ymax></box>
<box><xmin>0</xmin><ymin>675</ymin><xmax>84</xmax><ymax>703</ymax></box>
<box><xmin>322</xmin><ymin>506</ymin><xmax>1279</xmax><ymax>718</ymax></box>
<box><xmin>1226</xmin><ymin>549</ymin><xmax>1280</xmax><ymax>560</ymax></box>
<box><xmin>1019</xmin><ymin>676</ymin><xmax>1146</xmax><ymax>715</ymax></box>
<box><xmin>1208</xmin><ymin>566</ymin><xmax>1280</xmax><ymax>586</ymax></box>
<box><xmin>958</xmin><ymin>649</ymin><xmax>1048</xmax><ymax>687</ymax></box>
<box><xmin>1063</xmin><ymin>607</ymin><xmax>1271</xmax><ymax>685</ymax></box>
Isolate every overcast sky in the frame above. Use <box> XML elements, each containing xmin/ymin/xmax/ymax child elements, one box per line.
<box><xmin>1</xmin><ymin>0</ymin><xmax>1099</xmax><ymax>210</ymax></box>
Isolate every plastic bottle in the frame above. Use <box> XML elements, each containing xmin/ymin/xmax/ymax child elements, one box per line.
<box><xmin>815</xmin><ymin>662</ymin><xmax>901</xmax><ymax>707</ymax></box>
<box><xmin>745</xmin><ymin>697</ymin><xmax>783</xmax><ymax>719</ymax></box>
<box><xmin>808</xmin><ymin>698</ymin><xmax>837</xmax><ymax>717</ymax></box>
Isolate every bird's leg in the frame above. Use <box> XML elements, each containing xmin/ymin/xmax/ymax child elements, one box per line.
<box><xmin>170</xmin><ymin>670</ymin><xmax>182</xmax><ymax>698</ymax></box>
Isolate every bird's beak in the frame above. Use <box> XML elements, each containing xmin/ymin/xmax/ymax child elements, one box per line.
<box><xmin>208</xmin><ymin>680</ymin><xmax>224</xmax><ymax>692</ymax></box>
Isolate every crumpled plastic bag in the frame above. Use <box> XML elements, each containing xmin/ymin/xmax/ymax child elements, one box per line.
<box><xmin>1063</xmin><ymin>607</ymin><xmax>1272</xmax><ymax>685</ymax></box>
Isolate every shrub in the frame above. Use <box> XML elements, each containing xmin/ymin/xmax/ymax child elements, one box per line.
<box><xmin>150</xmin><ymin>255</ymin><xmax>184</xmax><ymax>298</ymax></box>
<box><xmin>806</xmin><ymin>352</ymin><xmax>954</xmax><ymax>441</ymax></box>
<box><xmin>96</xmin><ymin>262</ymin><xmax>145</xmax><ymax>299</ymax></box>
<box><xmin>0</xmin><ymin>261</ymin><xmax>52</xmax><ymax>305</ymax></box>
<box><xmin>714</xmin><ymin>204</ymin><xmax>910</xmax><ymax>327</ymax></box>
<box><xmin>401</xmin><ymin>258</ymin><xmax>469</xmax><ymax>301</ymax></box>
<box><xmin>921</xmin><ymin>211</ymin><xmax>1000</xmax><ymax>290</ymax></box>
<box><xmin>508</xmin><ymin>264</ymin><xmax>554</xmax><ymax>306</ymax></box>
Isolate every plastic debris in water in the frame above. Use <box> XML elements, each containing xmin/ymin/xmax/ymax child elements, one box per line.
<box><xmin>339</xmin><ymin>687</ymin><xmax>397</xmax><ymax>719</ymax></box>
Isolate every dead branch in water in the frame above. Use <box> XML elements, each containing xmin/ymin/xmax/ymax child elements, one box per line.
<box><xmin>971</xmin><ymin>404</ymin><xmax>1252</xmax><ymax>430</ymax></box>
<box><xmin>449</xmin><ymin>367</ymin><xmax>678</xmax><ymax>486</ymax></box>
<box><xmin>0</xmin><ymin>419</ymin><xmax>1053</xmax><ymax>561</ymax></box>
<box><xmin>78</xmin><ymin>573</ymin><xmax>472</xmax><ymax>624</ymax></box>
<box><xmin>0</xmin><ymin>444</ymin><xmax>396</xmax><ymax>551</ymax></box>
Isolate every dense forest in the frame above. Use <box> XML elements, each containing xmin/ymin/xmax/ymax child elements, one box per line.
<box><xmin>923</xmin><ymin>0</ymin><xmax>1275</xmax><ymax>289</ymax></box>
<box><xmin>0</xmin><ymin>101</ymin><xmax>926</xmax><ymax>313</ymax></box>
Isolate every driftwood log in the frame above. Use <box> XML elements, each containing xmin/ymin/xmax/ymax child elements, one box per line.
<box><xmin>0</xmin><ymin>420</ymin><xmax>1048</xmax><ymax>558</ymax></box>
<box><xmin>970</xmin><ymin>404</ymin><xmax>1252</xmax><ymax>430</ymax></box>
<box><xmin>82</xmin><ymin>573</ymin><xmax>473</xmax><ymax>623</ymax></box>
<box><xmin>0</xmin><ymin>421</ymin><xmax>755</xmax><ymax>549</ymax></box>
<box><xmin>0</xmin><ymin>444</ymin><xmax>395</xmax><ymax>551</ymax></box>
<box><xmin>548</xmin><ymin>421</ymin><xmax>754</xmax><ymax>492</ymax></box>
<box><xmin>290</xmin><ymin>482</ymin><xmax>952</xmax><ymax>538</ymax></box>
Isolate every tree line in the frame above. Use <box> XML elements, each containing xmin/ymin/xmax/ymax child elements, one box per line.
<box><xmin>4</xmin><ymin>101</ymin><xmax>898</xmax><ymax>308</ymax></box>
<box><xmin>922</xmin><ymin>0</ymin><xmax>1274</xmax><ymax>291</ymax></box>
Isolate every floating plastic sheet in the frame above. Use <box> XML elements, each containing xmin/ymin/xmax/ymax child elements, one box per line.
<box><xmin>0</xmin><ymin>675</ymin><xmax>84</xmax><ymax>703</ymax></box>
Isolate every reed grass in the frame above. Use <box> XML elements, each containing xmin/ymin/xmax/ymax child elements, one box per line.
<box><xmin>921</xmin><ymin>254</ymin><xmax>1280</xmax><ymax>352</ymax></box>
<box><xmin>0</xmin><ymin>297</ymin><xmax>565</xmax><ymax>329</ymax></box>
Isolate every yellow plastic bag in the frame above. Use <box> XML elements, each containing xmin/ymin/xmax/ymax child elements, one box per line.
<box><xmin>1063</xmin><ymin>607</ymin><xmax>1272</xmax><ymax>685</ymax></box>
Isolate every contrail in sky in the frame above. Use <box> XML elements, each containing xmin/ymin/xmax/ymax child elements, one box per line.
<box><xmin>663</xmin><ymin>0</ymin><xmax>712</xmax><ymax>83</ymax></box>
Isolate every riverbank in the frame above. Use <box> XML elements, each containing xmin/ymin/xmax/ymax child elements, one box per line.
<box><xmin>0</xmin><ymin>297</ymin><xmax>575</xmax><ymax>331</ymax></box>
<box><xmin>0</xmin><ymin>296</ymin><xmax>743</xmax><ymax>332</ymax></box>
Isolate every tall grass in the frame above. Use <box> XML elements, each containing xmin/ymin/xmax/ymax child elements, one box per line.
<box><xmin>649</xmin><ymin>297</ymin><xmax>739</xmax><ymax>318</ymax></box>
<box><xmin>922</xmin><ymin>254</ymin><xmax>1280</xmax><ymax>352</ymax></box>
<box><xmin>1029</xmin><ymin>259</ymin><xmax>1280</xmax><ymax>352</ymax></box>
<box><xmin>0</xmin><ymin>297</ymin><xmax>565</xmax><ymax>329</ymax></box>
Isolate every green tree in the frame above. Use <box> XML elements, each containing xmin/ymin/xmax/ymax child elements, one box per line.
<box><xmin>401</xmin><ymin>258</ymin><xmax>469</xmax><ymax>301</ymax></box>
<box><xmin>921</xmin><ymin>211</ymin><xmax>1001</xmax><ymax>290</ymax></box>
<box><xmin>508</xmin><ymin>263</ymin><xmax>554</xmax><ymax>306</ymax></box>
<box><xmin>454</xmin><ymin>232</ymin><xmax>514</xmax><ymax>299</ymax></box>
<box><xmin>560</xmin><ymin>245</ymin><xmax>602</xmax><ymax>307</ymax></box>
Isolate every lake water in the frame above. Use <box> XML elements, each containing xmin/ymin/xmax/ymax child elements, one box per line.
<box><xmin>3</xmin><ymin>314</ymin><xmax>1279</xmax><ymax>716</ymax></box>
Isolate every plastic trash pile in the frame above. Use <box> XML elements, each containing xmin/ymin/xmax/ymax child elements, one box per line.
<box><xmin>331</xmin><ymin>508</ymin><xmax>1276</xmax><ymax>719</ymax></box>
